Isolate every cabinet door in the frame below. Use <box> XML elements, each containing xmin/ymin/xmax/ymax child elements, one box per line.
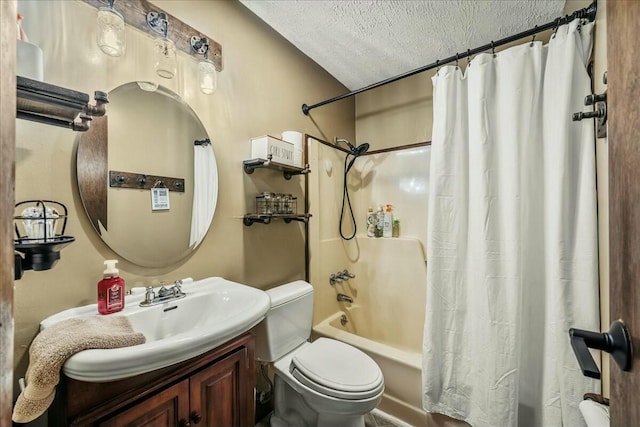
<box><xmin>189</xmin><ymin>348</ymin><xmax>253</xmax><ymax>427</ymax></box>
<box><xmin>98</xmin><ymin>380</ymin><xmax>190</xmax><ymax>427</ymax></box>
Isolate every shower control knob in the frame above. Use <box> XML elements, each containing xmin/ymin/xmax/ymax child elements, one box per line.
<box><xmin>572</xmin><ymin>108</ymin><xmax>605</xmax><ymax>121</ymax></box>
<box><xmin>584</xmin><ymin>93</ymin><xmax>606</xmax><ymax>106</ymax></box>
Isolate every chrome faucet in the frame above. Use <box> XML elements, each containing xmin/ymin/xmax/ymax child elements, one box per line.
<box><xmin>330</xmin><ymin>269</ymin><xmax>356</xmax><ymax>285</ymax></box>
<box><xmin>339</xmin><ymin>269</ymin><xmax>356</xmax><ymax>279</ymax></box>
<box><xmin>139</xmin><ymin>280</ymin><xmax>186</xmax><ymax>307</ymax></box>
<box><xmin>337</xmin><ymin>293</ymin><xmax>353</xmax><ymax>303</ymax></box>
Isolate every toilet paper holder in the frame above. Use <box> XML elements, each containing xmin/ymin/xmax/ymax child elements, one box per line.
<box><xmin>569</xmin><ymin>319</ymin><xmax>632</xmax><ymax>379</ymax></box>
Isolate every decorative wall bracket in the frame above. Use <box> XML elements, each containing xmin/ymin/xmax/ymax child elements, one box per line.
<box><xmin>17</xmin><ymin>76</ymin><xmax>108</xmax><ymax>132</ymax></box>
<box><xmin>572</xmin><ymin>71</ymin><xmax>607</xmax><ymax>138</ymax></box>
<box><xmin>82</xmin><ymin>0</ymin><xmax>223</xmax><ymax>71</ymax></box>
<box><xmin>243</xmin><ymin>213</ymin><xmax>311</xmax><ymax>226</ymax></box>
<box><xmin>243</xmin><ymin>156</ymin><xmax>310</xmax><ymax>180</ymax></box>
<box><xmin>109</xmin><ymin>170</ymin><xmax>185</xmax><ymax>192</ymax></box>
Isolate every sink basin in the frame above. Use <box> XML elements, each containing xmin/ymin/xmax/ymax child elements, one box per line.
<box><xmin>40</xmin><ymin>277</ymin><xmax>270</xmax><ymax>382</ymax></box>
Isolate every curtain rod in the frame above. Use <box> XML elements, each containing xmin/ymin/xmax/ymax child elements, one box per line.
<box><xmin>301</xmin><ymin>1</ymin><xmax>597</xmax><ymax>116</ymax></box>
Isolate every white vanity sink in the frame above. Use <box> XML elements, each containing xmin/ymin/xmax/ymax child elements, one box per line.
<box><xmin>40</xmin><ymin>277</ymin><xmax>270</xmax><ymax>382</ymax></box>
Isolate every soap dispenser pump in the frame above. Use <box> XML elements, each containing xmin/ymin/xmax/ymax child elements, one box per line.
<box><xmin>98</xmin><ymin>259</ymin><xmax>125</xmax><ymax>314</ymax></box>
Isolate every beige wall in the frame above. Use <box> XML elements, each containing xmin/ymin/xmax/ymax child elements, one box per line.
<box><xmin>13</xmin><ymin>0</ymin><xmax>354</xmax><ymax>391</ymax></box>
<box><xmin>356</xmin><ymin>72</ymin><xmax>434</xmax><ymax>150</ymax></box>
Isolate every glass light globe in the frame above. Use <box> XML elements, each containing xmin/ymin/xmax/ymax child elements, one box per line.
<box><xmin>96</xmin><ymin>7</ymin><xmax>125</xmax><ymax>57</ymax></box>
<box><xmin>198</xmin><ymin>59</ymin><xmax>217</xmax><ymax>95</ymax></box>
<box><xmin>154</xmin><ymin>38</ymin><xmax>177</xmax><ymax>79</ymax></box>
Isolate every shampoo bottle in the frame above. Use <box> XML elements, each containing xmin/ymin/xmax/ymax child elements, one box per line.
<box><xmin>98</xmin><ymin>259</ymin><xmax>125</xmax><ymax>315</ymax></box>
<box><xmin>383</xmin><ymin>204</ymin><xmax>393</xmax><ymax>237</ymax></box>
<box><xmin>375</xmin><ymin>206</ymin><xmax>384</xmax><ymax>238</ymax></box>
<box><xmin>366</xmin><ymin>207</ymin><xmax>376</xmax><ymax>237</ymax></box>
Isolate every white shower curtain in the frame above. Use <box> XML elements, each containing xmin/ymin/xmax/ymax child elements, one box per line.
<box><xmin>190</xmin><ymin>143</ymin><xmax>218</xmax><ymax>248</ymax></box>
<box><xmin>422</xmin><ymin>21</ymin><xmax>599</xmax><ymax>427</ymax></box>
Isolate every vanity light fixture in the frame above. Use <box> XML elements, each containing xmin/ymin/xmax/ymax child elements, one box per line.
<box><xmin>191</xmin><ymin>36</ymin><xmax>217</xmax><ymax>95</ymax></box>
<box><xmin>147</xmin><ymin>11</ymin><xmax>177</xmax><ymax>79</ymax></box>
<box><xmin>96</xmin><ymin>0</ymin><xmax>125</xmax><ymax>57</ymax></box>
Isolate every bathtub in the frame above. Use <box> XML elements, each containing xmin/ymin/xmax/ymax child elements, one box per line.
<box><xmin>314</xmin><ymin>305</ymin><xmax>426</xmax><ymax>426</ymax></box>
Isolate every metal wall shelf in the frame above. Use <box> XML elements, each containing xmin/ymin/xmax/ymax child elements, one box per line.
<box><xmin>243</xmin><ymin>213</ymin><xmax>311</xmax><ymax>226</ymax></box>
<box><xmin>241</xmin><ymin>144</ymin><xmax>311</xmax><ymax>281</ymax></box>
<box><xmin>243</xmin><ymin>156</ymin><xmax>310</xmax><ymax>180</ymax></box>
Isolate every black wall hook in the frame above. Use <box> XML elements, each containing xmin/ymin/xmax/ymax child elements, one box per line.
<box><xmin>569</xmin><ymin>320</ymin><xmax>633</xmax><ymax>379</ymax></box>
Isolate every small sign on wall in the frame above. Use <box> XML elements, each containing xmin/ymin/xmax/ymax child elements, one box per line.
<box><xmin>151</xmin><ymin>187</ymin><xmax>170</xmax><ymax>211</ymax></box>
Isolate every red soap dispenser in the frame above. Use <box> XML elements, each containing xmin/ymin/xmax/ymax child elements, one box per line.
<box><xmin>98</xmin><ymin>259</ymin><xmax>125</xmax><ymax>314</ymax></box>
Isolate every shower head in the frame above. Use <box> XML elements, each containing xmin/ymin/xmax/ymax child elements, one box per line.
<box><xmin>335</xmin><ymin>138</ymin><xmax>370</xmax><ymax>157</ymax></box>
<box><xmin>353</xmin><ymin>142</ymin><xmax>369</xmax><ymax>156</ymax></box>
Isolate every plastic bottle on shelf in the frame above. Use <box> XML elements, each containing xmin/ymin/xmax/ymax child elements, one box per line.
<box><xmin>375</xmin><ymin>206</ymin><xmax>384</xmax><ymax>238</ymax></box>
<box><xmin>383</xmin><ymin>204</ymin><xmax>393</xmax><ymax>238</ymax></box>
<box><xmin>366</xmin><ymin>207</ymin><xmax>376</xmax><ymax>237</ymax></box>
<box><xmin>392</xmin><ymin>219</ymin><xmax>400</xmax><ymax>237</ymax></box>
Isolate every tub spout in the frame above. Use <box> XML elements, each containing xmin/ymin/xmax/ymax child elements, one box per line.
<box><xmin>337</xmin><ymin>293</ymin><xmax>353</xmax><ymax>303</ymax></box>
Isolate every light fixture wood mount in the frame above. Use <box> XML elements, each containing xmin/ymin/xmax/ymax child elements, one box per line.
<box><xmin>82</xmin><ymin>0</ymin><xmax>223</xmax><ymax>71</ymax></box>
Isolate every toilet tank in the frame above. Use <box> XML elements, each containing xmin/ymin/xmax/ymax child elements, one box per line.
<box><xmin>255</xmin><ymin>281</ymin><xmax>313</xmax><ymax>362</ymax></box>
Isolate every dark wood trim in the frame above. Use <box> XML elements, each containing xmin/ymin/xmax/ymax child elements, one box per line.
<box><xmin>304</xmin><ymin>134</ymin><xmax>310</xmax><ymax>283</ymax></box>
<box><xmin>77</xmin><ymin>116</ymin><xmax>108</xmax><ymax>234</ymax></box>
<box><xmin>81</xmin><ymin>0</ymin><xmax>223</xmax><ymax>71</ymax></box>
<box><xmin>365</xmin><ymin>140</ymin><xmax>431</xmax><ymax>155</ymax></box>
<box><xmin>607</xmin><ymin>1</ymin><xmax>640</xmax><ymax>425</ymax></box>
<box><xmin>109</xmin><ymin>170</ymin><xmax>185</xmax><ymax>193</ymax></box>
<box><xmin>0</xmin><ymin>1</ymin><xmax>16</xmax><ymax>425</ymax></box>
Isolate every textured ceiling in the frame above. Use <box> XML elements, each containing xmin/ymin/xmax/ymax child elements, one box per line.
<box><xmin>239</xmin><ymin>0</ymin><xmax>566</xmax><ymax>90</ymax></box>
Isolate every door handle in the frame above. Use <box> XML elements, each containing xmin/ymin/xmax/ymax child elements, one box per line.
<box><xmin>569</xmin><ymin>319</ymin><xmax>633</xmax><ymax>379</ymax></box>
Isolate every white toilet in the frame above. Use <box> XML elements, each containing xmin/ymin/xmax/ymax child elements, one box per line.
<box><xmin>255</xmin><ymin>280</ymin><xmax>385</xmax><ymax>427</ymax></box>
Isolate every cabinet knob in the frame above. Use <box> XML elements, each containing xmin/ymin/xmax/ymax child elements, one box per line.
<box><xmin>178</xmin><ymin>419</ymin><xmax>191</xmax><ymax>427</ymax></box>
<box><xmin>190</xmin><ymin>411</ymin><xmax>202</xmax><ymax>424</ymax></box>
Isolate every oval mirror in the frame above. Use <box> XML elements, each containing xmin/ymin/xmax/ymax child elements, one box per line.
<box><xmin>76</xmin><ymin>82</ymin><xmax>218</xmax><ymax>267</ymax></box>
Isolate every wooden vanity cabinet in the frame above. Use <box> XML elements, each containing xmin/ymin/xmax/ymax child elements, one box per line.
<box><xmin>49</xmin><ymin>332</ymin><xmax>256</xmax><ymax>427</ymax></box>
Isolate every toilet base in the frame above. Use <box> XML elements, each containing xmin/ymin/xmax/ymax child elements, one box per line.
<box><xmin>270</xmin><ymin>375</ymin><xmax>367</xmax><ymax>427</ymax></box>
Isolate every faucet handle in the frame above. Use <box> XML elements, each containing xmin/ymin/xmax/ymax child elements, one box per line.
<box><xmin>341</xmin><ymin>269</ymin><xmax>356</xmax><ymax>279</ymax></box>
<box><xmin>143</xmin><ymin>286</ymin><xmax>155</xmax><ymax>304</ymax></box>
<box><xmin>329</xmin><ymin>274</ymin><xmax>343</xmax><ymax>285</ymax></box>
<box><xmin>173</xmin><ymin>280</ymin><xmax>184</xmax><ymax>296</ymax></box>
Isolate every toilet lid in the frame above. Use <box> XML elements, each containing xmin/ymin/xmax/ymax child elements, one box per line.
<box><xmin>290</xmin><ymin>338</ymin><xmax>384</xmax><ymax>400</ymax></box>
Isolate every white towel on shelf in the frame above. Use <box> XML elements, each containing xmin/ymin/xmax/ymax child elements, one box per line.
<box><xmin>190</xmin><ymin>143</ymin><xmax>218</xmax><ymax>248</ymax></box>
<box><xmin>579</xmin><ymin>400</ymin><xmax>609</xmax><ymax>427</ymax></box>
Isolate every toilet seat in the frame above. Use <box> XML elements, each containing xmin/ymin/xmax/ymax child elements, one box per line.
<box><xmin>289</xmin><ymin>338</ymin><xmax>384</xmax><ymax>400</ymax></box>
